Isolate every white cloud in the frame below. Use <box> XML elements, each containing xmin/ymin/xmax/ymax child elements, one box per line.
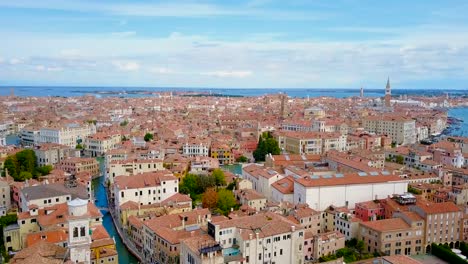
<box><xmin>35</xmin><ymin>65</ymin><xmax>63</xmax><ymax>72</ymax></box>
<box><xmin>112</xmin><ymin>60</ymin><xmax>140</xmax><ymax>71</ymax></box>
<box><xmin>110</xmin><ymin>31</ymin><xmax>136</xmax><ymax>38</ymax></box>
<box><xmin>9</xmin><ymin>58</ymin><xmax>23</xmax><ymax>65</ymax></box>
<box><xmin>149</xmin><ymin>67</ymin><xmax>173</xmax><ymax>74</ymax></box>
<box><xmin>201</xmin><ymin>70</ymin><xmax>253</xmax><ymax>78</ymax></box>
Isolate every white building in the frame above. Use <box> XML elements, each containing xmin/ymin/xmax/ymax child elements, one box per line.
<box><xmin>67</xmin><ymin>198</ymin><xmax>92</xmax><ymax>264</ymax></box>
<box><xmin>293</xmin><ymin>172</ymin><xmax>408</xmax><ymax>211</ymax></box>
<box><xmin>183</xmin><ymin>140</ymin><xmax>210</xmax><ymax>157</ymax></box>
<box><xmin>107</xmin><ymin>158</ymin><xmax>164</xmax><ymax>183</ymax></box>
<box><xmin>39</xmin><ymin>123</ymin><xmax>96</xmax><ymax>148</ymax></box>
<box><xmin>242</xmin><ymin>164</ymin><xmax>284</xmax><ymax>200</ymax></box>
<box><xmin>84</xmin><ymin>133</ymin><xmax>121</xmax><ymax>157</ymax></box>
<box><xmin>113</xmin><ymin>170</ymin><xmax>178</xmax><ymax>208</ymax></box>
<box><xmin>206</xmin><ymin>212</ymin><xmax>304</xmax><ymax>264</ymax></box>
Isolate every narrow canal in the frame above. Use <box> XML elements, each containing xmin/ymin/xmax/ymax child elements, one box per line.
<box><xmin>92</xmin><ymin>158</ymin><xmax>139</xmax><ymax>264</ymax></box>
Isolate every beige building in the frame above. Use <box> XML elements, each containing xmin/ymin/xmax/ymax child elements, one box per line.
<box><xmin>0</xmin><ymin>179</ymin><xmax>11</xmax><ymax>214</ymax></box>
<box><xmin>34</xmin><ymin>143</ymin><xmax>77</xmax><ymax>166</ymax></box>
<box><xmin>39</xmin><ymin>123</ymin><xmax>97</xmax><ymax>148</ymax></box>
<box><xmin>57</xmin><ymin>157</ymin><xmax>100</xmax><ymax>177</ymax></box>
<box><xmin>277</xmin><ymin>131</ymin><xmax>346</xmax><ymax>155</ymax></box>
<box><xmin>234</xmin><ymin>189</ymin><xmax>267</xmax><ymax>211</ymax></box>
<box><xmin>303</xmin><ymin>231</ymin><xmax>345</xmax><ymax>262</ymax></box>
<box><xmin>363</xmin><ymin>116</ymin><xmax>416</xmax><ymax>145</ymax></box>
<box><xmin>409</xmin><ymin>201</ymin><xmax>462</xmax><ymax>248</ymax></box>
<box><xmin>84</xmin><ymin>133</ymin><xmax>121</xmax><ymax>157</ymax></box>
<box><xmin>3</xmin><ymin>224</ymin><xmax>21</xmax><ymax>252</ymax></box>
<box><xmin>107</xmin><ymin>158</ymin><xmax>164</xmax><ymax>183</ymax></box>
<box><xmin>359</xmin><ymin>212</ymin><xmax>425</xmax><ymax>256</ymax></box>
<box><xmin>180</xmin><ymin>234</ymin><xmax>224</xmax><ymax>264</ymax></box>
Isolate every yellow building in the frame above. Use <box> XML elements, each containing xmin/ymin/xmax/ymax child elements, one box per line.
<box><xmin>90</xmin><ymin>226</ymin><xmax>119</xmax><ymax>264</ymax></box>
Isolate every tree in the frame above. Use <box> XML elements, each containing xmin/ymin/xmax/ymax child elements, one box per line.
<box><xmin>356</xmin><ymin>240</ymin><xmax>365</xmax><ymax>259</ymax></box>
<box><xmin>212</xmin><ymin>169</ymin><xmax>226</xmax><ymax>187</ymax></box>
<box><xmin>144</xmin><ymin>133</ymin><xmax>154</xmax><ymax>142</ymax></box>
<box><xmin>179</xmin><ymin>174</ymin><xmax>201</xmax><ymax>199</ymax></box>
<box><xmin>395</xmin><ymin>155</ymin><xmax>404</xmax><ymax>164</ymax></box>
<box><xmin>37</xmin><ymin>165</ymin><xmax>53</xmax><ymax>176</ymax></box>
<box><xmin>3</xmin><ymin>156</ymin><xmax>17</xmax><ymax>178</ymax></box>
<box><xmin>236</xmin><ymin>156</ymin><xmax>248</xmax><ymax>163</ymax></box>
<box><xmin>76</xmin><ymin>143</ymin><xmax>84</xmax><ymax>150</ymax></box>
<box><xmin>202</xmin><ymin>188</ymin><xmax>218</xmax><ymax>209</ymax></box>
<box><xmin>217</xmin><ymin>189</ymin><xmax>237</xmax><ymax>215</ymax></box>
<box><xmin>18</xmin><ymin>171</ymin><xmax>33</xmax><ymax>181</ymax></box>
<box><xmin>253</xmin><ymin>132</ymin><xmax>280</xmax><ymax>162</ymax></box>
<box><xmin>120</xmin><ymin>120</ymin><xmax>128</xmax><ymax>126</ymax></box>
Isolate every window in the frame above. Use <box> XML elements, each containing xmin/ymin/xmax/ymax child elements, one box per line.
<box><xmin>280</xmin><ymin>249</ymin><xmax>283</xmax><ymax>255</ymax></box>
<box><xmin>121</xmin><ymin>192</ymin><xmax>124</xmax><ymax>198</ymax></box>
<box><xmin>73</xmin><ymin>227</ymin><xmax>79</xmax><ymax>238</ymax></box>
<box><xmin>80</xmin><ymin>226</ymin><xmax>86</xmax><ymax>236</ymax></box>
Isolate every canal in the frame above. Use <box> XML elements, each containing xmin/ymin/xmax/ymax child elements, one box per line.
<box><xmin>92</xmin><ymin>159</ymin><xmax>139</xmax><ymax>264</ymax></box>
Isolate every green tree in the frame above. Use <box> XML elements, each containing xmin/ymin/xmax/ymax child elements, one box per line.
<box><xmin>3</xmin><ymin>156</ymin><xmax>17</xmax><ymax>178</ymax></box>
<box><xmin>395</xmin><ymin>155</ymin><xmax>404</xmax><ymax>164</ymax></box>
<box><xmin>253</xmin><ymin>136</ymin><xmax>266</xmax><ymax>161</ymax></box>
<box><xmin>236</xmin><ymin>156</ymin><xmax>248</xmax><ymax>163</ymax></box>
<box><xmin>356</xmin><ymin>240</ymin><xmax>365</xmax><ymax>259</ymax></box>
<box><xmin>216</xmin><ymin>189</ymin><xmax>237</xmax><ymax>215</ymax></box>
<box><xmin>37</xmin><ymin>165</ymin><xmax>53</xmax><ymax>176</ymax></box>
<box><xmin>120</xmin><ymin>120</ymin><xmax>128</xmax><ymax>126</ymax></box>
<box><xmin>16</xmin><ymin>149</ymin><xmax>36</xmax><ymax>175</ymax></box>
<box><xmin>144</xmin><ymin>133</ymin><xmax>154</xmax><ymax>142</ymax></box>
<box><xmin>76</xmin><ymin>143</ymin><xmax>84</xmax><ymax>150</ymax></box>
<box><xmin>18</xmin><ymin>171</ymin><xmax>33</xmax><ymax>181</ymax></box>
<box><xmin>212</xmin><ymin>169</ymin><xmax>226</xmax><ymax>187</ymax></box>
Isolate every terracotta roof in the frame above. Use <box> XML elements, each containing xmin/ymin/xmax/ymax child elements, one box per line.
<box><xmin>11</xmin><ymin>241</ymin><xmax>67</xmax><ymax>264</ymax></box>
<box><xmin>271</xmin><ymin>176</ymin><xmax>294</xmax><ymax>194</ymax></box>
<box><xmin>114</xmin><ymin>170</ymin><xmax>176</xmax><ymax>189</ymax></box>
<box><xmin>415</xmin><ymin>201</ymin><xmax>461</xmax><ymax>214</ymax></box>
<box><xmin>360</xmin><ymin>218</ymin><xmax>410</xmax><ymax>232</ymax></box>
<box><xmin>295</xmin><ymin>172</ymin><xmax>402</xmax><ymax>187</ymax></box>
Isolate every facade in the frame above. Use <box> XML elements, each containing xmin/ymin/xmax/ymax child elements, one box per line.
<box><xmin>355</xmin><ymin>201</ymin><xmax>385</xmax><ymax>222</ymax></box>
<box><xmin>107</xmin><ymin>159</ymin><xmax>164</xmax><ymax>183</ymax></box>
<box><xmin>306</xmin><ymin>231</ymin><xmax>345</xmax><ymax>262</ymax></box>
<box><xmin>180</xmin><ymin>234</ymin><xmax>224</xmax><ymax>264</ymax></box>
<box><xmin>363</xmin><ymin>116</ymin><xmax>416</xmax><ymax>145</ymax></box>
<box><xmin>183</xmin><ymin>140</ymin><xmax>210</xmax><ymax>157</ymax></box>
<box><xmin>113</xmin><ymin>171</ymin><xmax>178</xmax><ymax>208</ymax></box>
<box><xmin>68</xmin><ymin>198</ymin><xmax>92</xmax><ymax>264</ymax></box>
<box><xmin>358</xmin><ymin>213</ymin><xmax>424</xmax><ymax>256</ymax></box>
<box><xmin>57</xmin><ymin>157</ymin><xmax>100</xmax><ymax>177</ymax></box>
<box><xmin>277</xmin><ymin>131</ymin><xmax>347</xmax><ymax>155</ymax></box>
<box><xmin>84</xmin><ymin>133</ymin><xmax>121</xmax><ymax>157</ymax></box>
<box><xmin>34</xmin><ymin>143</ymin><xmax>76</xmax><ymax>166</ymax></box>
<box><xmin>39</xmin><ymin>123</ymin><xmax>97</xmax><ymax>148</ymax></box>
<box><xmin>210</xmin><ymin>143</ymin><xmax>234</xmax><ymax>165</ymax></box>
<box><xmin>293</xmin><ymin>172</ymin><xmax>407</xmax><ymax>211</ymax></box>
<box><xmin>0</xmin><ymin>179</ymin><xmax>11</xmax><ymax>213</ymax></box>
<box><xmin>234</xmin><ymin>189</ymin><xmax>267</xmax><ymax>211</ymax></box>
<box><xmin>242</xmin><ymin>164</ymin><xmax>284</xmax><ymax>200</ymax></box>
<box><xmin>409</xmin><ymin>202</ymin><xmax>462</xmax><ymax>248</ymax></box>
<box><xmin>207</xmin><ymin>212</ymin><xmax>304</xmax><ymax>264</ymax></box>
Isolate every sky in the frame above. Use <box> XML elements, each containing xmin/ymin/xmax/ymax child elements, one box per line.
<box><xmin>1</xmin><ymin>0</ymin><xmax>468</xmax><ymax>89</ymax></box>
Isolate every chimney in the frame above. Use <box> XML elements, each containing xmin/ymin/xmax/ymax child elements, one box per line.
<box><xmin>255</xmin><ymin>232</ymin><xmax>259</xmax><ymax>239</ymax></box>
<box><xmin>191</xmin><ymin>231</ymin><xmax>195</xmax><ymax>237</ymax></box>
<box><xmin>249</xmin><ymin>233</ymin><xmax>253</xmax><ymax>240</ymax></box>
<box><xmin>291</xmin><ymin>226</ymin><xmax>296</xmax><ymax>232</ymax></box>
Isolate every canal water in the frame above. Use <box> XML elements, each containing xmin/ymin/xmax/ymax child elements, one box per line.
<box><xmin>448</xmin><ymin>107</ymin><xmax>468</xmax><ymax>137</ymax></box>
<box><xmin>92</xmin><ymin>159</ymin><xmax>139</xmax><ymax>264</ymax></box>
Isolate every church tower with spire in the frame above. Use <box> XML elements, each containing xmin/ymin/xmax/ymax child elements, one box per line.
<box><xmin>384</xmin><ymin>77</ymin><xmax>391</xmax><ymax>107</ymax></box>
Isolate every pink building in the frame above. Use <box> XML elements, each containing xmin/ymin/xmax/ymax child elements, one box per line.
<box><xmin>354</xmin><ymin>200</ymin><xmax>385</xmax><ymax>222</ymax></box>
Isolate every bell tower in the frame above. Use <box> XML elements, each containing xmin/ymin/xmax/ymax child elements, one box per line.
<box><xmin>385</xmin><ymin>77</ymin><xmax>391</xmax><ymax>107</ymax></box>
<box><xmin>68</xmin><ymin>198</ymin><xmax>91</xmax><ymax>264</ymax></box>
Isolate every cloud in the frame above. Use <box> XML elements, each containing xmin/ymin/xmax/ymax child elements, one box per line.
<box><xmin>35</xmin><ymin>65</ymin><xmax>63</xmax><ymax>72</ymax></box>
<box><xmin>110</xmin><ymin>31</ymin><xmax>136</xmax><ymax>38</ymax></box>
<box><xmin>201</xmin><ymin>70</ymin><xmax>253</xmax><ymax>78</ymax></box>
<box><xmin>149</xmin><ymin>67</ymin><xmax>173</xmax><ymax>74</ymax></box>
<box><xmin>112</xmin><ymin>60</ymin><xmax>140</xmax><ymax>71</ymax></box>
<box><xmin>9</xmin><ymin>58</ymin><xmax>23</xmax><ymax>65</ymax></box>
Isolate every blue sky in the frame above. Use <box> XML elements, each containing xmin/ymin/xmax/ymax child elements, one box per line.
<box><xmin>1</xmin><ymin>0</ymin><xmax>468</xmax><ymax>88</ymax></box>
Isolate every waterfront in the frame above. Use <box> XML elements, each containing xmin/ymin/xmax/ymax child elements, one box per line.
<box><xmin>448</xmin><ymin>108</ymin><xmax>468</xmax><ymax>137</ymax></box>
<box><xmin>93</xmin><ymin>160</ymin><xmax>139</xmax><ymax>264</ymax></box>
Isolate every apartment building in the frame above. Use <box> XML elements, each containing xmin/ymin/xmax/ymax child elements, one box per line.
<box><xmin>142</xmin><ymin>209</ymin><xmax>211</xmax><ymax>264</ymax></box>
<box><xmin>19</xmin><ymin>127</ymin><xmax>40</xmax><ymax>146</ymax></box>
<box><xmin>363</xmin><ymin>116</ymin><xmax>416</xmax><ymax>145</ymax></box>
<box><xmin>207</xmin><ymin>212</ymin><xmax>304</xmax><ymax>264</ymax></box>
<box><xmin>304</xmin><ymin>231</ymin><xmax>345</xmax><ymax>262</ymax></box>
<box><xmin>107</xmin><ymin>158</ymin><xmax>164</xmax><ymax>183</ymax></box>
<box><xmin>358</xmin><ymin>212</ymin><xmax>425</xmax><ymax>256</ymax></box>
<box><xmin>210</xmin><ymin>142</ymin><xmax>234</xmax><ymax>165</ymax></box>
<box><xmin>409</xmin><ymin>201</ymin><xmax>462</xmax><ymax>248</ymax></box>
<box><xmin>113</xmin><ymin>171</ymin><xmax>178</xmax><ymax>209</ymax></box>
<box><xmin>271</xmin><ymin>176</ymin><xmax>294</xmax><ymax>203</ymax></box>
<box><xmin>180</xmin><ymin>234</ymin><xmax>224</xmax><ymax>264</ymax></box>
<box><xmin>355</xmin><ymin>200</ymin><xmax>385</xmax><ymax>222</ymax></box>
<box><xmin>84</xmin><ymin>133</ymin><xmax>121</xmax><ymax>157</ymax></box>
<box><xmin>38</xmin><ymin>123</ymin><xmax>97</xmax><ymax>147</ymax></box>
<box><xmin>334</xmin><ymin>212</ymin><xmax>361</xmax><ymax>240</ymax></box>
<box><xmin>34</xmin><ymin>143</ymin><xmax>78</xmax><ymax>166</ymax></box>
<box><xmin>0</xmin><ymin>179</ymin><xmax>11</xmax><ymax>214</ymax></box>
<box><xmin>234</xmin><ymin>189</ymin><xmax>267</xmax><ymax>211</ymax></box>
<box><xmin>242</xmin><ymin>164</ymin><xmax>284</xmax><ymax>200</ymax></box>
<box><xmin>57</xmin><ymin>157</ymin><xmax>100</xmax><ymax>177</ymax></box>
<box><xmin>182</xmin><ymin>138</ymin><xmax>210</xmax><ymax>157</ymax></box>
<box><xmin>277</xmin><ymin>131</ymin><xmax>346</xmax><ymax>155</ymax></box>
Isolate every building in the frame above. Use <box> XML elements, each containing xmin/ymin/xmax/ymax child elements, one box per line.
<box><xmin>39</xmin><ymin>123</ymin><xmax>97</xmax><ymax>148</ymax></box>
<box><xmin>277</xmin><ymin>131</ymin><xmax>347</xmax><ymax>155</ymax></box>
<box><xmin>242</xmin><ymin>164</ymin><xmax>284</xmax><ymax>200</ymax></box>
<box><xmin>113</xmin><ymin>170</ymin><xmax>178</xmax><ymax>209</ymax></box>
<box><xmin>409</xmin><ymin>201</ymin><xmax>462</xmax><ymax>248</ymax></box>
<box><xmin>67</xmin><ymin>198</ymin><xmax>92</xmax><ymax>263</ymax></box>
<box><xmin>107</xmin><ymin>158</ymin><xmax>164</xmax><ymax>183</ymax></box>
<box><xmin>358</xmin><ymin>212</ymin><xmax>424</xmax><ymax>256</ymax></box>
<box><xmin>271</xmin><ymin>176</ymin><xmax>295</xmax><ymax>203</ymax></box>
<box><xmin>355</xmin><ymin>200</ymin><xmax>385</xmax><ymax>222</ymax></box>
<box><xmin>183</xmin><ymin>139</ymin><xmax>210</xmax><ymax>157</ymax></box>
<box><xmin>180</xmin><ymin>233</ymin><xmax>224</xmax><ymax>264</ymax></box>
<box><xmin>190</xmin><ymin>156</ymin><xmax>220</xmax><ymax>174</ymax></box>
<box><xmin>84</xmin><ymin>133</ymin><xmax>121</xmax><ymax>157</ymax></box>
<box><xmin>234</xmin><ymin>189</ymin><xmax>267</xmax><ymax>211</ymax></box>
<box><xmin>0</xmin><ymin>178</ymin><xmax>11</xmax><ymax>214</ymax></box>
<box><xmin>385</xmin><ymin>77</ymin><xmax>392</xmax><ymax>108</ymax></box>
<box><xmin>305</xmin><ymin>231</ymin><xmax>345</xmax><ymax>262</ymax></box>
<box><xmin>19</xmin><ymin>181</ymin><xmax>90</xmax><ymax>212</ymax></box>
<box><xmin>207</xmin><ymin>212</ymin><xmax>304</xmax><ymax>264</ymax></box>
<box><xmin>57</xmin><ymin>157</ymin><xmax>100</xmax><ymax>177</ymax></box>
<box><xmin>293</xmin><ymin>171</ymin><xmax>407</xmax><ymax>211</ymax></box>
<box><xmin>34</xmin><ymin>143</ymin><xmax>77</xmax><ymax>166</ymax></box>
<box><xmin>210</xmin><ymin>142</ymin><xmax>234</xmax><ymax>165</ymax></box>
<box><xmin>363</xmin><ymin>116</ymin><xmax>416</xmax><ymax>145</ymax></box>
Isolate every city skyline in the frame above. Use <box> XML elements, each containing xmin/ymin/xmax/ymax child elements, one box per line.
<box><xmin>1</xmin><ymin>0</ymin><xmax>468</xmax><ymax>88</ymax></box>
